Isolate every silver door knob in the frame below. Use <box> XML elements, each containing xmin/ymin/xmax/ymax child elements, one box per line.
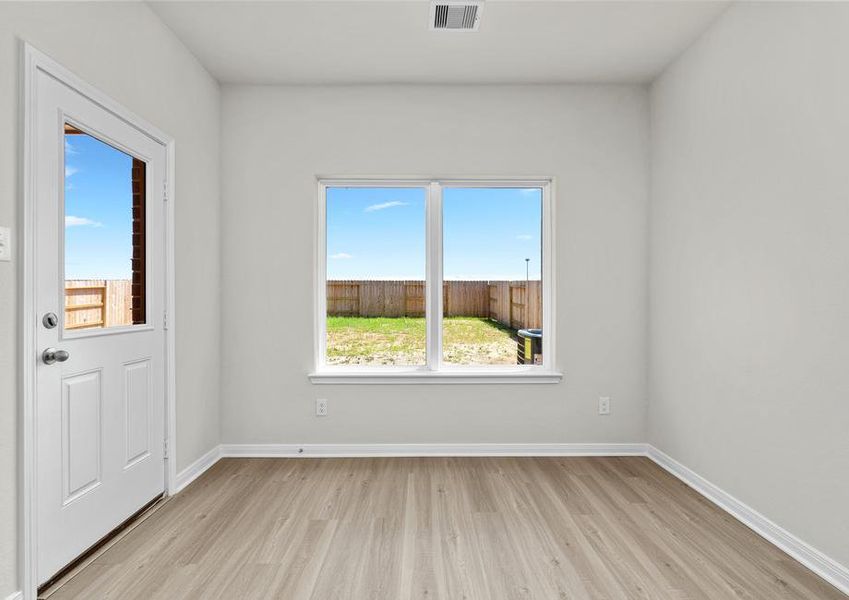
<box><xmin>42</xmin><ymin>348</ymin><xmax>70</xmax><ymax>365</ymax></box>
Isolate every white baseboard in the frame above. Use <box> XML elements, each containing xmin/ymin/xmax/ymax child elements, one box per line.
<box><xmin>646</xmin><ymin>445</ymin><xmax>849</xmax><ymax>596</ymax></box>
<box><xmin>219</xmin><ymin>442</ymin><xmax>647</xmax><ymax>458</ymax></box>
<box><xmin>173</xmin><ymin>444</ymin><xmax>222</xmax><ymax>494</ymax></box>
<box><xmin>5</xmin><ymin>591</ymin><xmax>23</xmax><ymax>600</ymax></box>
<box><xmin>173</xmin><ymin>443</ymin><xmax>643</xmax><ymax>494</ymax></box>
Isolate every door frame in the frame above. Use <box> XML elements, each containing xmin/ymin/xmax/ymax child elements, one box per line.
<box><xmin>18</xmin><ymin>43</ymin><xmax>177</xmax><ymax>600</ymax></box>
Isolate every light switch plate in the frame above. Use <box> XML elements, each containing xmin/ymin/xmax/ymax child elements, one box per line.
<box><xmin>0</xmin><ymin>226</ymin><xmax>11</xmax><ymax>262</ymax></box>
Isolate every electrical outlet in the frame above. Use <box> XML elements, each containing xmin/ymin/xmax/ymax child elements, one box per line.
<box><xmin>598</xmin><ymin>396</ymin><xmax>611</xmax><ymax>415</ymax></box>
<box><xmin>316</xmin><ymin>398</ymin><xmax>328</xmax><ymax>417</ymax></box>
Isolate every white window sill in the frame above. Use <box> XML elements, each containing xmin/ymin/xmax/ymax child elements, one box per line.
<box><xmin>308</xmin><ymin>370</ymin><xmax>563</xmax><ymax>385</ymax></box>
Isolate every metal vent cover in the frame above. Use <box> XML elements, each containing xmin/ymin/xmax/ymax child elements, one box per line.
<box><xmin>430</xmin><ymin>1</ymin><xmax>484</xmax><ymax>31</ymax></box>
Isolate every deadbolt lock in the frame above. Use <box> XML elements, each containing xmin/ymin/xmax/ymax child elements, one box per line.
<box><xmin>42</xmin><ymin>312</ymin><xmax>59</xmax><ymax>329</ymax></box>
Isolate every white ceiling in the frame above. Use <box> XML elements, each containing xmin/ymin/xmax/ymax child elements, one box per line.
<box><xmin>148</xmin><ymin>1</ymin><xmax>729</xmax><ymax>85</ymax></box>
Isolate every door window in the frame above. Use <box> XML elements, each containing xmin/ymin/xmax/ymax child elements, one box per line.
<box><xmin>64</xmin><ymin>124</ymin><xmax>146</xmax><ymax>330</ymax></box>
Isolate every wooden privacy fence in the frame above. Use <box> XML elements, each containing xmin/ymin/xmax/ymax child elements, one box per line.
<box><xmin>327</xmin><ymin>280</ymin><xmax>542</xmax><ymax>330</ymax></box>
<box><xmin>65</xmin><ymin>280</ymin><xmax>132</xmax><ymax>329</ymax></box>
<box><xmin>488</xmin><ymin>280</ymin><xmax>542</xmax><ymax>331</ymax></box>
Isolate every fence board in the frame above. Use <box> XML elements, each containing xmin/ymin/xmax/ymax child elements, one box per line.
<box><xmin>405</xmin><ymin>282</ymin><xmax>425</xmax><ymax>316</ymax></box>
<box><xmin>509</xmin><ymin>284</ymin><xmax>526</xmax><ymax>330</ymax></box>
<box><xmin>526</xmin><ymin>280</ymin><xmax>542</xmax><ymax>329</ymax></box>
<box><xmin>65</xmin><ymin>280</ymin><xmax>132</xmax><ymax>329</ymax></box>
<box><xmin>360</xmin><ymin>281</ymin><xmax>384</xmax><ymax>317</ymax></box>
<box><xmin>444</xmin><ymin>281</ymin><xmax>490</xmax><ymax>317</ymax></box>
<box><xmin>327</xmin><ymin>281</ymin><xmax>360</xmax><ymax>316</ymax></box>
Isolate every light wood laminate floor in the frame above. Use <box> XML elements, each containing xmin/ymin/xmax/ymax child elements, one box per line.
<box><xmin>44</xmin><ymin>457</ymin><xmax>845</xmax><ymax>599</ymax></box>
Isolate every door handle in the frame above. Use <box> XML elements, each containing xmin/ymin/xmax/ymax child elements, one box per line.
<box><xmin>42</xmin><ymin>348</ymin><xmax>70</xmax><ymax>365</ymax></box>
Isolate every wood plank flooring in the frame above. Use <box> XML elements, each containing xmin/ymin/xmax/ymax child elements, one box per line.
<box><xmin>44</xmin><ymin>457</ymin><xmax>846</xmax><ymax>599</ymax></box>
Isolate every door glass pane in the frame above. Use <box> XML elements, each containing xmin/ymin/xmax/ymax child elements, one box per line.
<box><xmin>64</xmin><ymin>124</ymin><xmax>146</xmax><ymax>330</ymax></box>
<box><xmin>325</xmin><ymin>187</ymin><xmax>426</xmax><ymax>366</ymax></box>
<box><xmin>442</xmin><ymin>187</ymin><xmax>543</xmax><ymax>366</ymax></box>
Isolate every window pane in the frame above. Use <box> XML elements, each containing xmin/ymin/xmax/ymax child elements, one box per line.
<box><xmin>64</xmin><ymin>124</ymin><xmax>145</xmax><ymax>330</ymax></box>
<box><xmin>442</xmin><ymin>187</ymin><xmax>543</xmax><ymax>366</ymax></box>
<box><xmin>325</xmin><ymin>187</ymin><xmax>426</xmax><ymax>366</ymax></box>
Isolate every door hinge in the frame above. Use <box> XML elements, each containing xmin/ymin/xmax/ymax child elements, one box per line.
<box><xmin>163</xmin><ymin>310</ymin><xmax>168</xmax><ymax>330</ymax></box>
<box><xmin>164</xmin><ymin>439</ymin><xmax>169</xmax><ymax>460</ymax></box>
<box><xmin>163</xmin><ymin>179</ymin><xmax>169</xmax><ymax>201</ymax></box>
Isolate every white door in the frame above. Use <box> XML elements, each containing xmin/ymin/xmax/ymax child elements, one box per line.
<box><xmin>34</xmin><ymin>69</ymin><xmax>167</xmax><ymax>585</ymax></box>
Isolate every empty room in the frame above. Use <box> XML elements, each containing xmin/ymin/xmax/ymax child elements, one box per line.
<box><xmin>1</xmin><ymin>1</ymin><xmax>848</xmax><ymax>598</ymax></box>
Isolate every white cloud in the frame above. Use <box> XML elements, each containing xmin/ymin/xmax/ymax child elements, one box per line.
<box><xmin>65</xmin><ymin>165</ymin><xmax>78</xmax><ymax>178</ymax></box>
<box><xmin>65</xmin><ymin>140</ymin><xmax>78</xmax><ymax>155</ymax></box>
<box><xmin>364</xmin><ymin>200</ymin><xmax>407</xmax><ymax>212</ymax></box>
<box><xmin>516</xmin><ymin>234</ymin><xmax>533</xmax><ymax>240</ymax></box>
<box><xmin>329</xmin><ymin>252</ymin><xmax>353</xmax><ymax>259</ymax></box>
<box><xmin>65</xmin><ymin>215</ymin><xmax>102</xmax><ymax>228</ymax></box>
<box><xmin>519</xmin><ymin>188</ymin><xmax>540</xmax><ymax>196</ymax></box>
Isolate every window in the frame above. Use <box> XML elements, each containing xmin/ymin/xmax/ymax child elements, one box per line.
<box><xmin>313</xmin><ymin>179</ymin><xmax>558</xmax><ymax>383</ymax></box>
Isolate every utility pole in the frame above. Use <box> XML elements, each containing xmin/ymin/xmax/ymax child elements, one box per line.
<box><xmin>525</xmin><ymin>258</ymin><xmax>530</xmax><ymax>328</ymax></box>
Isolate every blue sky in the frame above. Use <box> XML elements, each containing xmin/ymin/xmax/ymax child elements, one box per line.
<box><xmin>64</xmin><ymin>133</ymin><xmax>134</xmax><ymax>280</ymax></box>
<box><xmin>326</xmin><ymin>187</ymin><xmax>542</xmax><ymax>280</ymax></box>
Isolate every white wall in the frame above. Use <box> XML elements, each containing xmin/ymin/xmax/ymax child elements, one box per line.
<box><xmin>650</xmin><ymin>2</ymin><xmax>849</xmax><ymax>569</ymax></box>
<box><xmin>0</xmin><ymin>2</ymin><xmax>221</xmax><ymax>595</ymax></box>
<box><xmin>220</xmin><ymin>85</ymin><xmax>649</xmax><ymax>447</ymax></box>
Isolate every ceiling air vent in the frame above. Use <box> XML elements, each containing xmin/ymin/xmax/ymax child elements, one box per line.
<box><xmin>430</xmin><ymin>1</ymin><xmax>484</xmax><ymax>31</ymax></box>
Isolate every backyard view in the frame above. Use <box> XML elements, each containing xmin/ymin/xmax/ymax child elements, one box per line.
<box><xmin>325</xmin><ymin>186</ymin><xmax>543</xmax><ymax>366</ymax></box>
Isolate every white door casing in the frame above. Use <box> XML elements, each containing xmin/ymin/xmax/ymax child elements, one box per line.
<box><xmin>32</xmin><ymin>60</ymin><xmax>167</xmax><ymax>585</ymax></box>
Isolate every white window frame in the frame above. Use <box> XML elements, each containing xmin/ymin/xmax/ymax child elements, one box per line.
<box><xmin>310</xmin><ymin>177</ymin><xmax>561</xmax><ymax>384</ymax></box>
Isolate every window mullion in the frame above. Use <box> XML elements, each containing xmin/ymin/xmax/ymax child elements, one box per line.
<box><xmin>426</xmin><ymin>181</ymin><xmax>443</xmax><ymax>371</ymax></box>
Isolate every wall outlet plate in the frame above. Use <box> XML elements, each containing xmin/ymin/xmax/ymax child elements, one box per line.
<box><xmin>0</xmin><ymin>226</ymin><xmax>11</xmax><ymax>262</ymax></box>
<box><xmin>316</xmin><ymin>398</ymin><xmax>328</xmax><ymax>417</ymax></box>
<box><xmin>599</xmin><ymin>396</ymin><xmax>611</xmax><ymax>415</ymax></box>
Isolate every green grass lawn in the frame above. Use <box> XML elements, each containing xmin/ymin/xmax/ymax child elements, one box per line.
<box><xmin>326</xmin><ymin>316</ymin><xmax>517</xmax><ymax>366</ymax></box>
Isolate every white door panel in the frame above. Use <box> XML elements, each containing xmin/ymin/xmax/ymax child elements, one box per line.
<box><xmin>35</xmin><ymin>70</ymin><xmax>166</xmax><ymax>585</ymax></box>
<box><xmin>61</xmin><ymin>370</ymin><xmax>102</xmax><ymax>502</ymax></box>
<box><xmin>124</xmin><ymin>359</ymin><xmax>152</xmax><ymax>467</ymax></box>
